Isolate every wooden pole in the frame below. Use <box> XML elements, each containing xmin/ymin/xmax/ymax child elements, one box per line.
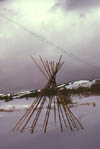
<box><xmin>20</xmin><ymin>97</ymin><xmax>42</xmax><ymax>132</ymax></box>
<box><xmin>59</xmin><ymin>101</ymin><xmax>67</xmax><ymax>128</ymax></box>
<box><xmin>12</xmin><ymin>97</ymin><xmax>39</xmax><ymax>131</ymax></box>
<box><xmin>67</xmin><ymin>107</ymin><xmax>84</xmax><ymax>129</ymax></box>
<box><xmin>59</xmin><ymin>96</ymin><xmax>73</xmax><ymax>131</ymax></box>
<box><xmin>31</xmin><ymin>97</ymin><xmax>46</xmax><ymax>133</ymax></box>
<box><xmin>44</xmin><ymin>97</ymin><xmax>52</xmax><ymax>133</ymax></box>
<box><xmin>39</xmin><ymin>56</ymin><xmax>51</xmax><ymax>78</ymax></box>
<box><xmin>31</xmin><ymin>56</ymin><xmax>49</xmax><ymax>80</ymax></box>
<box><xmin>16</xmin><ymin>98</ymin><xmax>40</xmax><ymax>130</ymax></box>
<box><xmin>56</xmin><ymin>97</ymin><xmax>63</xmax><ymax>132</ymax></box>
<box><xmin>54</xmin><ymin>96</ymin><xmax>56</xmax><ymax>128</ymax></box>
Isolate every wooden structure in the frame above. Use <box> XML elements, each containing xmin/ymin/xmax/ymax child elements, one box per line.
<box><xmin>12</xmin><ymin>56</ymin><xmax>83</xmax><ymax>133</ymax></box>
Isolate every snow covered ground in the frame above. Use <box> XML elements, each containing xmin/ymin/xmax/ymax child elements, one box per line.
<box><xmin>0</xmin><ymin>96</ymin><xmax>100</xmax><ymax>149</ymax></box>
<box><xmin>0</xmin><ymin>98</ymin><xmax>32</xmax><ymax>111</ymax></box>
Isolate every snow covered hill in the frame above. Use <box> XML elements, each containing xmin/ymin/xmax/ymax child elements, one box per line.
<box><xmin>58</xmin><ymin>79</ymin><xmax>100</xmax><ymax>90</ymax></box>
<box><xmin>0</xmin><ymin>79</ymin><xmax>100</xmax><ymax>100</ymax></box>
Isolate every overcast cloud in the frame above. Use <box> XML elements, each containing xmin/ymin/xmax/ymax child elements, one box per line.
<box><xmin>0</xmin><ymin>0</ymin><xmax>100</xmax><ymax>93</ymax></box>
<box><xmin>54</xmin><ymin>0</ymin><xmax>100</xmax><ymax>12</ymax></box>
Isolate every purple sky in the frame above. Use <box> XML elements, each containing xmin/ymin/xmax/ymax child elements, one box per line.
<box><xmin>0</xmin><ymin>0</ymin><xmax>100</xmax><ymax>93</ymax></box>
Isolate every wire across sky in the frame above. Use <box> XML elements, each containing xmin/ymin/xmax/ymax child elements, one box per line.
<box><xmin>0</xmin><ymin>8</ymin><xmax>100</xmax><ymax>73</ymax></box>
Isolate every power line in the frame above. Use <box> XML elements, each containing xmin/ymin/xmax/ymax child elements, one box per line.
<box><xmin>0</xmin><ymin>10</ymin><xmax>100</xmax><ymax>73</ymax></box>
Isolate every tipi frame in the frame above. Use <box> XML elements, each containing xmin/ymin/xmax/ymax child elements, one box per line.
<box><xmin>12</xmin><ymin>56</ymin><xmax>83</xmax><ymax>133</ymax></box>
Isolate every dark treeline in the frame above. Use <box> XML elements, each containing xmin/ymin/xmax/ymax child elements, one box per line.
<box><xmin>0</xmin><ymin>81</ymin><xmax>100</xmax><ymax>102</ymax></box>
<box><xmin>21</xmin><ymin>82</ymin><xmax>100</xmax><ymax>99</ymax></box>
<box><xmin>64</xmin><ymin>82</ymin><xmax>100</xmax><ymax>96</ymax></box>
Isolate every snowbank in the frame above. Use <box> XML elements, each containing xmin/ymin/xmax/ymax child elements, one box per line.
<box><xmin>0</xmin><ymin>96</ymin><xmax>100</xmax><ymax>149</ymax></box>
<box><xmin>0</xmin><ymin>98</ymin><xmax>32</xmax><ymax>111</ymax></box>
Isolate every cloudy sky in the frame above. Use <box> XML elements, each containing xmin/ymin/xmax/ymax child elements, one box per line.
<box><xmin>0</xmin><ymin>0</ymin><xmax>100</xmax><ymax>93</ymax></box>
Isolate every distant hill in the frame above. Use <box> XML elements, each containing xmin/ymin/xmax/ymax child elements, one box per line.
<box><xmin>0</xmin><ymin>79</ymin><xmax>100</xmax><ymax>102</ymax></box>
